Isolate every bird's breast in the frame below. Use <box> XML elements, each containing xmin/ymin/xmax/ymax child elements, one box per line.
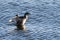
<box><xmin>22</xmin><ymin>18</ymin><xmax>27</xmax><ymax>25</ymax></box>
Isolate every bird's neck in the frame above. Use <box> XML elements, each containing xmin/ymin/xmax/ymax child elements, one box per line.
<box><xmin>24</xmin><ymin>15</ymin><xmax>28</xmax><ymax>19</ymax></box>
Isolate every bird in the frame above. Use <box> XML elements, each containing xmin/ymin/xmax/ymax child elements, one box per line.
<box><xmin>9</xmin><ymin>12</ymin><xmax>30</xmax><ymax>30</ymax></box>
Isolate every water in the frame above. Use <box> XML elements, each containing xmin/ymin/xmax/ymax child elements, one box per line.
<box><xmin>0</xmin><ymin>0</ymin><xmax>60</xmax><ymax>40</ymax></box>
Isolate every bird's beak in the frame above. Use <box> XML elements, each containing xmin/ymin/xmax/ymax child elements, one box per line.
<box><xmin>28</xmin><ymin>13</ymin><xmax>30</xmax><ymax>15</ymax></box>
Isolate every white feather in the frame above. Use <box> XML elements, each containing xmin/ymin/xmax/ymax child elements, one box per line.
<box><xmin>23</xmin><ymin>19</ymin><xmax>26</xmax><ymax>25</ymax></box>
<box><xmin>22</xmin><ymin>15</ymin><xmax>28</xmax><ymax>25</ymax></box>
<box><xmin>9</xmin><ymin>19</ymin><xmax>12</xmax><ymax>22</ymax></box>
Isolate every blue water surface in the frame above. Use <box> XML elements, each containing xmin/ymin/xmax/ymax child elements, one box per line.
<box><xmin>0</xmin><ymin>0</ymin><xmax>60</xmax><ymax>40</ymax></box>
